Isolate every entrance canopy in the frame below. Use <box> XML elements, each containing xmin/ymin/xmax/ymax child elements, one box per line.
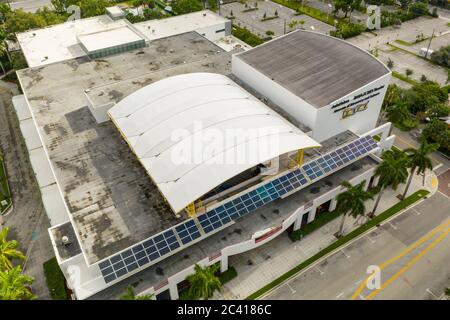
<box><xmin>108</xmin><ymin>73</ymin><xmax>320</xmax><ymax>213</ymax></box>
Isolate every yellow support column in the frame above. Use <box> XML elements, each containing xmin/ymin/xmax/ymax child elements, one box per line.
<box><xmin>295</xmin><ymin>149</ymin><xmax>304</xmax><ymax>167</ymax></box>
<box><xmin>187</xmin><ymin>202</ymin><xmax>196</xmax><ymax>218</ymax></box>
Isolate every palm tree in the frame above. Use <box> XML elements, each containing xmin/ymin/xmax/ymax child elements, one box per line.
<box><xmin>0</xmin><ymin>266</ymin><xmax>36</xmax><ymax>300</ymax></box>
<box><xmin>0</xmin><ymin>227</ymin><xmax>26</xmax><ymax>271</ymax></box>
<box><xmin>401</xmin><ymin>140</ymin><xmax>439</xmax><ymax>199</ymax></box>
<box><xmin>335</xmin><ymin>181</ymin><xmax>374</xmax><ymax>237</ymax></box>
<box><xmin>370</xmin><ymin>149</ymin><xmax>409</xmax><ymax>216</ymax></box>
<box><xmin>120</xmin><ymin>285</ymin><xmax>154</xmax><ymax>300</ymax></box>
<box><xmin>186</xmin><ymin>264</ymin><xmax>221</xmax><ymax>300</ymax></box>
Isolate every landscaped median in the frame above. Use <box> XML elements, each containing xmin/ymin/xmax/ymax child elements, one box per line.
<box><xmin>245</xmin><ymin>189</ymin><xmax>429</xmax><ymax>300</ymax></box>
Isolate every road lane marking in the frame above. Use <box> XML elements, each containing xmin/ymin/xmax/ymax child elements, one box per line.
<box><xmin>366</xmin><ymin>227</ymin><xmax>450</xmax><ymax>300</ymax></box>
<box><xmin>394</xmin><ymin>136</ymin><xmax>416</xmax><ymax>150</ymax></box>
<box><xmin>336</xmin><ymin>292</ymin><xmax>344</xmax><ymax>299</ymax></box>
<box><xmin>351</xmin><ymin>219</ymin><xmax>450</xmax><ymax>300</ymax></box>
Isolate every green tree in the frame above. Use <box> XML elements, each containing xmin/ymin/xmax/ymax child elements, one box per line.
<box><xmin>120</xmin><ymin>285</ymin><xmax>154</xmax><ymax>300</ymax></box>
<box><xmin>428</xmin><ymin>103</ymin><xmax>450</xmax><ymax>119</ymax></box>
<box><xmin>0</xmin><ymin>227</ymin><xmax>26</xmax><ymax>271</ymax></box>
<box><xmin>76</xmin><ymin>0</ymin><xmax>110</xmax><ymax>18</ymax></box>
<box><xmin>186</xmin><ymin>264</ymin><xmax>221</xmax><ymax>300</ymax></box>
<box><xmin>335</xmin><ymin>181</ymin><xmax>374</xmax><ymax>237</ymax></box>
<box><xmin>379</xmin><ymin>84</ymin><xmax>401</xmax><ymax>124</ymax></box>
<box><xmin>371</xmin><ymin>149</ymin><xmax>409</xmax><ymax>215</ymax></box>
<box><xmin>401</xmin><ymin>140</ymin><xmax>439</xmax><ymax>199</ymax></box>
<box><xmin>333</xmin><ymin>0</ymin><xmax>362</xmax><ymax>18</ymax></box>
<box><xmin>386</xmin><ymin>102</ymin><xmax>411</xmax><ymax>126</ymax></box>
<box><xmin>170</xmin><ymin>0</ymin><xmax>203</xmax><ymax>15</ymax></box>
<box><xmin>0</xmin><ymin>266</ymin><xmax>36</xmax><ymax>300</ymax></box>
<box><xmin>430</xmin><ymin>45</ymin><xmax>450</xmax><ymax>68</ymax></box>
<box><xmin>398</xmin><ymin>0</ymin><xmax>411</xmax><ymax>9</ymax></box>
<box><xmin>422</xmin><ymin>118</ymin><xmax>450</xmax><ymax>153</ymax></box>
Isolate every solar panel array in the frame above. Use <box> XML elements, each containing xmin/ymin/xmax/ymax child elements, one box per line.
<box><xmin>99</xmin><ymin>136</ymin><xmax>378</xmax><ymax>284</ymax></box>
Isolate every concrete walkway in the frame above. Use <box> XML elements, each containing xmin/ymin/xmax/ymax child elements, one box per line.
<box><xmin>217</xmin><ymin>169</ymin><xmax>437</xmax><ymax>300</ymax></box>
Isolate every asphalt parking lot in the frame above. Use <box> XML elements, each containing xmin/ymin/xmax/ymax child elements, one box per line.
<box><xmin>220</xmin><ymin>1</ymin><xmax>334</xmax><ymax>37</ymax></box>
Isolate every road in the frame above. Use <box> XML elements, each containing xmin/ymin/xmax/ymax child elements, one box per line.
<box><xmin>0</xmin><ymin>82</ymin><xmax>53</xmax><ymax>299</ymax></box>
<box><xmin>7</xmin><ymin>0</ymin><xmax>53</xmax><ymax>13</ymax></box>
<box><xmin>392</xmin><ymin>126</ymin><xmax>450</xmax><ymax>177</ymax></box>
<box><xmin>262</xmin><ymin>189</ymin><xmax>450</xmax><ymax>300</ymax></box>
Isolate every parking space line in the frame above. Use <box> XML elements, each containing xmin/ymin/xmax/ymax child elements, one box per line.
<box><xmin>340</xmin><ymin>249</ymin><xmax>350</xmax><ymax>259</ymax></box>
<box><xmin>426</xmin><ymin>288</ymin><xmax>440</xmax><ymax>300</ymax></box>
<box><xmin>336</xmin><ymin>292</ymin><xmax>344</xmax><ymax>299</ymax></box>
<box><xmin>286</xmin><ymin>283</ymin><xmax>296</xmax><ymax>295</ymax></box>
<box><xmin>366</xmin><ymin>234</ymin><xmax>376</xmax><ymax>243</ymax></box>
<box><xmin>315</xmin><ymin>266</ymin><xmax>324</xmax><ymax>275</ymax></box>
<box><xmin>388</xmin><ymin>221</ymin><xmax>397</xmax><ymax>230</ymax></box>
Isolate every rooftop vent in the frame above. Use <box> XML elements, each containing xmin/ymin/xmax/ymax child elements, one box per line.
<box><xmin>62</xmin><ymin>236</ymin><xmax>72</xmax><ymax>247</ymax></box>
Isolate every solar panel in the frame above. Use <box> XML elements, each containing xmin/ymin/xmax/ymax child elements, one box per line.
<box><xmin>175</xmin><ymin>220</ymin><xmax>201</xmax><ymax>245</ymax></box>
<box><xmin>99</xmin><ymin>228</ymin><xmax>181</xmax><ymax>283</ymax></box>
<box><xmin>100</xmin><ymin>136</ymin><xmax>378</xmax><ymax>284</ymax></box>
<box><xmin>196</xmin><ymin>136</ymin><xmax>377</xmax><ymax>235</ymax></box>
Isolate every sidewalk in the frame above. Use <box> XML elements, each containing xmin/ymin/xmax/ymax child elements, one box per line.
<box><xmin>217</xmin><ymin>169</ymin><xmax>437</xmax><ymax>300</ymax></box>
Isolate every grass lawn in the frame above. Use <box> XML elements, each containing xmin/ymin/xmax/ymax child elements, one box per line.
<box><xmin>394</xmin><ymin>39</ymin><xmax>412</xmax><ymax>46</ymax></box>
<box><xmin>271</xmin><ymin>0</ymin><xmax>337</xmax><ymax>26</ymax></box>
<box><xmin>43</xmin><ymin>257</ymin><xmax>68</xmax><ymax>300</ymax></box>
<box><xmin>245</xmin><ymin>189</ymin><xmax>429</xmax><ymax>300</ymax></box>
<box><xmin>0</xmin><ymin>159</ymin><xmax>12</xmax><ymax>214</ymax></box>
<box><xmin>392</xmin><ymin>71</ymin><xmax>420</xmax><ymax>86</ymax></box>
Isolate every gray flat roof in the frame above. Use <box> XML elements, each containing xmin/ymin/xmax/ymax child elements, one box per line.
<box><xmin>89</xmin><ymin>154</ymin><xmax>378</xmax><ymax>299</ymax></box>
<box><xmin>18</xmin><ymin>32</ymin><xmax>237</xmax><ymax>265</ymax></box>
<box><xmin>236</xmin><ymin>30</ymin><xmax>390</xmax><ymax>108</ymax></box>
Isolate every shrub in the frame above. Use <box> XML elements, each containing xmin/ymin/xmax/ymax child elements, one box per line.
<box><xmin>232</xmin><ymin>25</ymin><xmax>265</xmax><ymax>46</ymax></box>
<box><xmin>405</xmin><ymin>68</ymin><xmax>413</xmax><ymax>77</ymax></box>
<box><xmin>387</xmin><ymin>58</ymin><xmax>394</xmax><ymax>69</ymax></box>
<box><xmin>265</xmin><ymin>30</ymin><xmax>274</xmax><ymax>36</ymax></box>
<box><xmin>422</xmin><ymin>119</ymin><xmax>450</xmax><ymax>155</ymax></box>
<box><xmin>330</xmin><ymin>22</ymin><xmax>365</xmax><ymax>39</ymax></box>
<box><xmin>430</xmin><ymin>45</ymin><xmax>450</xmax><ymax>68</ymax></box>
<box><xmin>219</xmin><ymin>267</ymin><xmax>237</xmax><ymax>284</ymax></box>
<box><xmin>43</xmin><ymin>257</ymin><xmax>68</xmax><ymax>300</ymax></box>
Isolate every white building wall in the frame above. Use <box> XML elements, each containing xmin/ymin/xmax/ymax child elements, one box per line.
<box><xmin>232</xmin><ymin>55</ymin><xmax>318</xmax><ymax>131</ymax></box>
<box><xmin>232</xmin><ymin>55</ymin><xmax>391</xmax><ymax>142</ymax></box>
<box><xmin>195</xmin><ymin>20</ymin><xmax>231</xmax><ymax>41</ymax></box>
<box><xmin>314</xmin><ymin>73</ymin><xmax>391</xmax><ymax>142</ymax></box>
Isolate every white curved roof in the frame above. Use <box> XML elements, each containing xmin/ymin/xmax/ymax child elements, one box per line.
<box><xmin>108</xmin><ymin>73</ymin><xmax>320</xmax><ymax>213</ymax></box>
